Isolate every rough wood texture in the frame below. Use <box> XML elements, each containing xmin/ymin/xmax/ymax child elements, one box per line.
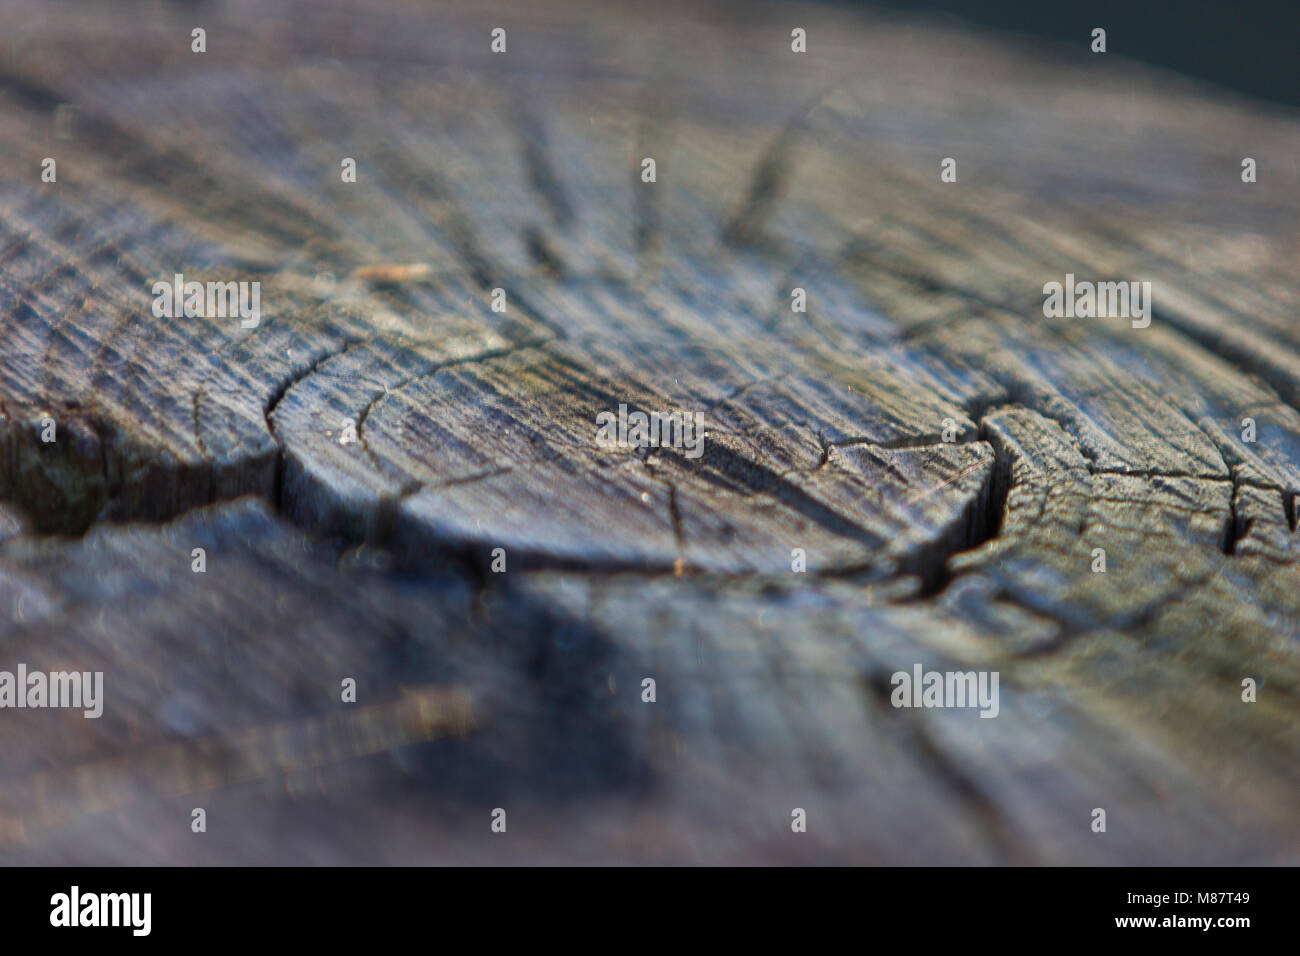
<box><xmin>0</xmin><ymin>0</ymin><xmax>1297</xmax><ymax>863</ymax></box>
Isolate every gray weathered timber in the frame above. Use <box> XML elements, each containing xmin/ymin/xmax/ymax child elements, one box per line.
<box><xmin>0</xmin><ymin>0</ymin><xmax>1297</xmax><ymax>863</ymax></box>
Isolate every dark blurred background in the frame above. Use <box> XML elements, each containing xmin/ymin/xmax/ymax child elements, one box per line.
<box><xmin>862</xmin><ymin>0</ymin><xmax>1300</xmax><ymax>109</ymax></box>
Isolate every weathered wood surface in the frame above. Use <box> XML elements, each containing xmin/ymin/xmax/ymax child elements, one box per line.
<box><xmin>0</xmin><ymin>0</ymin><xmax>1298</xmax><ymax>863</ymax></box>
